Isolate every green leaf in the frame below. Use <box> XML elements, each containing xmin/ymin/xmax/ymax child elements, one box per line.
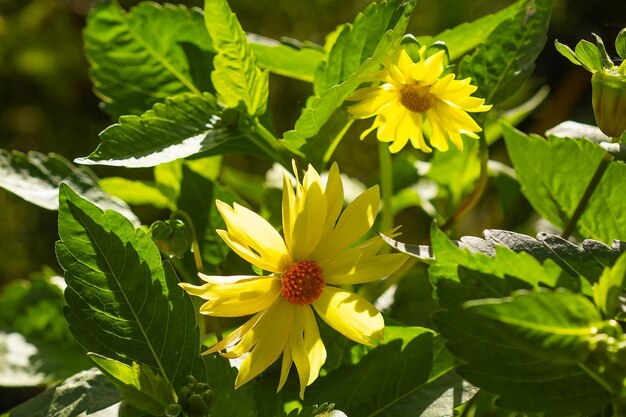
<box><xmin>84</xmin><ymin>1</ymin><xmax>214</xmax><ymax>117</ymax></box>
<box><xmin>459</xmin><ymin>0</ymin><xmax>553</xmax><ymax>106</ymax></box>
<box><xmin>283</xmin><ymin>0</ymin><xmax>416</xmax><ymax>158</ymax></box>
<box><xmin>203</xmin><ymin>354</ymin><xmax>257</xmax><ymax>417</ymax></box>
<box><xmin>555</xmin><ymin>40</ymin><xmax>582</xmax><ymax>66</ymax></box>
<box><xmin>575</xmin><ymin>39</ymin><xmax>604</xmax><ymax>72</ymax></box>
<box><xmin>616</xmin><ymin>28</ymin><xmax>626</xmax><ymax>60</ymax></box>
<box><xmin>249</xmin><ymin>34</ymin><xmax>325</xmax><ymax>83</ymax></box>
<box><xmin>56</xmin><ymin>184</ymin><xmax>206</xmax><ymax>392</ymax></box>
<box><xmin>100</xmin><ymin>177</ymin><xmax>175</xmax><ymax>210</ymax></box>
<box><xmin>2</xmin><ymin>368</ymin><xmax>120</xmax><ymax>417</ymax></box>
<box><xmin>416</xmin><ymin>0</ymin><xmax>526</xmax><ymax>61</ymax></box>
<box><xmin>204</xmin><ymin>0</ymin><xmax>268</xmax><ymax>116</ymax></box>
<box><xmin>304</xmin><ymin>327</ymin><xmax>455</xmax><ymax>417</ymax></box>
<box><xmin>0</xmin><ymin>150</ymin><xmax>138</xmax><ymax>224</ymax></box>
<box><xmin>503</xmin><ymin>122</ymin><xmax>626</xmax><ymax>242</ymax></box>
<box><xmin>89</xmin><ymin>354</ymin><xmax>174</xmax><ymax>415</ymax></box>
<box><xmin>591</xmin><ymin>33</ymin><xmax>613</xmax><ymax>69</ymax></box>
<box><xmin>76</xmin><ymin>93</ymin><xmax>255</xmax><ymax>168</ymax></box>
<box><xmin>286</xmin><ymin>403</ymin><xmax>346</xmax><ymax>417</ymax></box>
<box><xmin>594</xmin><ymin>252</ymin><xmax>626</xmax><ymax>318</ymax></box>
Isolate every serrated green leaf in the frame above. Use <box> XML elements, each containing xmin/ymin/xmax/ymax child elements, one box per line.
<box><xmin>594</xmin><ymin>252</ymin><xmax>626</xmax><ymax>318</ymax></box>
<box><xmin>283</xmin><ymin>0</ymin><xmax>416</xmax><ymax>158</ymax></box>
<box><xmin>575</xmin><ymin>39</ymin><xmax>604</xmax><ymax>72</ymax></box>
<box><xmin>0</xmin><ymin>150</ymin><xmax>137</xmax><ymax>224</ymax></box>
<box><xmin>100</xmin><ymin>177</ymin><xmax>174</xmax><ymax>210</ymax></box>
<box><xmin>555</xmin><ymin>40</ymin><xmax>582</xmax><ymax>66</ymax></box>
<box><xmin>84</xmin><ymin>2</ymin><xmax>214</xmax><ymax>117</ymax></box>
<box><xmin>203</xmin><ymin>354</ymin><xmax>257</xmax><ymax>417</ymax></box>
<box><xmin>416</xmin><ymin>0</ymin><xmax>526</xmax><ymax>61</ymax></box>
<box><xmin>89</xmin><ymin>354</ymin><xmax>174</xmax><ymax>415</ymax></box>
<box><xmin>304</xmin><ymin>327</ymin><xmax>454</xmax><ymax>417</ymax></box>
<box><xmin>3</xmin><ymin>368</ymin><xmax>120</xmax><ymax>417</ymax></box>
<box><xmin>76</xmin><ymin>93</ymin><xmax>256</xmax><ymax>168</ymax></box>
<box><xmin>459</xmin><ymin>0</ymin><xmax>552</xmax><ymax>106</ymax></box>
<box><xmin>249</xmin><ymin>34</ymin><xmax>325</xmax><ymax>83</ymax></box>
<box><xmin>503</xmin><ymin>122</ymin><xmax>626</xmax><ymax>242</ymax></box>
<box><xmin>616</xmin><ymin>28</ymin><xmax>626</xmax><ymax>60</ymax></box>
<box><xmin>56</xmin><ymin>184</ymin><xmax>206</xmax><ymax>392</ymax></box>
<box><xmin>204</xmin><ymin>0</ymin><xmax>268</xmax><ymax>116</ymax></box>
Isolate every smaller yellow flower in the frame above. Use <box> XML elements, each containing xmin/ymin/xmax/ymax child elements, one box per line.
<box><xmin>347</xmin><ymin>46</ymin><xmax>492</xmax><ymax>153</ymax></box>
<box><xmin>180</xmin><ymin>163</ymin><xmax>408</xmax><ymax>398</ymax></box>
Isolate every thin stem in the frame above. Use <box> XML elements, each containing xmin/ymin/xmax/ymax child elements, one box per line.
<box><xmin>561</xmin><ymin>151</ymin><xmax>614</xmax><ymax>239</ymax></box>
<box><xmin>578</xmin><ymin>363</ymin><xmax>614</xmax><ymax>394</ymax></box>
<box><xmin>252</xmin><ymin>119</ymin><xmax>291</xmax><ymax>168</ymax></box>
<box><xmin>322</xmin><ymin>119</ymin><xmax>354</xmax><ymax>167</ymax></box>
<box><xmin>441</xmin><ymin>133</ymin><xmax>489</xmax><ymax>232</ymax></box>
<box><xmin>378</xmin><ymin>142</ymin><xmax>394</xmax><ymax>254</ymax></box>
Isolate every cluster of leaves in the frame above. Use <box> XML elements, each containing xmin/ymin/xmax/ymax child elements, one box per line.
<box><xmin>3</xmin><ymin>0</ymin><xmax>626</xmax><ymax>416</ymax></box>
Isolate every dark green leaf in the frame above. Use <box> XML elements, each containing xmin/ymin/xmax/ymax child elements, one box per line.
<box><xmin>2</xmin><ymin>368</ymin><xmax>120</xmax><ymax>417</ymax></box>
<box><xmin>203</xmin><ymin>354</ymin><xmax>257</xmax><ymax>417</ymax></box>
<box><xmin>283</xmin><ymin>0</ymin><xmax>416</xmax><ymax>157</ymax></box>
<box><xmin>575</xmin><ymin>39</ymin><xmax>603</xmax><ymax>72</ymax></box>
<box><xmin>285</xmin><ymin>403</ymin><xmax>345</xmax><ymax>417</ymax></box>
<box><xmin>56</xmin><ymin>185</ymin><xmax>206</xmax><ymax>392</ymax></box>
<box><xmin>503</xmin><ymin>122</ymin><xmax>626</xmax><ymax>242</ymax></box>
<box><xmin>616</xmin><ymin>28</ymin><xmax>626</xmax><ymax>60</ymax></box>
<box><xmin>459</xmin><ymin>0</ymin><xmax>553</xmax><ymax>106</ymax></box>
<box><xmin>84</xmin><ymin>2</ymin><xmax>214</xmax><ymax>117</ymax></box>
<box><xmin>249</xmin><ymin>34</ymin><xmax>325</xmax><ymax>83</ymax></box>
<box><xmin>89</xmin><ymin>354</ymin><xmax>174</xmax><ymax>415</ymax></box>
<box><xmin>0</xmin><ymin>150</ymin><xmax>137</xmax><ymax>224</ymax></box>
<box><xmin>76</xmin><ymin>93</ymin><xmax>255</xmax><ymax>168</ymax></box>
<box><xmin>204</xmin><ymin>0</ymin><xmax>268</xmax><ymax>116</ymax></box>
<box><xmin>594</xmin><ymin>252</ymin><xmax>626</xmax><ymax>318</ymax></box>
<box><xmin>304</xmin><ymin>327</ymin><xmax>455</xmax><ymax>417</ymax></box>
<box><xmin>416</xmin><ymin>0</ymin><xmax>526</xmax><ymax>61</ymax></box>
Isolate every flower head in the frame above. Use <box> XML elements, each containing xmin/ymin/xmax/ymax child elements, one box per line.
<box><xmin>347</xmin><ymin>46</ymin><xmax>491</xmax><ymax>153</ymax></box>
<box><xmin>180</xmin><ymin>163</ymin><xmax>408</xmax><ymax>398</ymax></box>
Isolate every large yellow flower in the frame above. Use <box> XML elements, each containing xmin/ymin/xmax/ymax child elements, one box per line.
<box><xmin>180</xmin><ymin>163</ymin><xmax>407</xmax><ymax>398</ymax></box>
<box><xmin>347</xmin><ymin>47</ymin><xmax>492</xmax><ymax>153</ymax></box>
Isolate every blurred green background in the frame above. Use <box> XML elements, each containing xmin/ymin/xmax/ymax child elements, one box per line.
<box><xmin>0</xmin><ymin>0</ymin><xmax>625</xmax><ymax>285</ymax></box>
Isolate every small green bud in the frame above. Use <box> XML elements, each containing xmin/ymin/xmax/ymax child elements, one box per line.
<box><xmin>187</xmin><ymin>394</ymin><xmax>209</xmax><ymax>417</ymax></box>
<box><xmin>149</xmin><ymin>218</ymin><xmax>191</xmax><ymax>258</ymax></box>
<box><xmin>592</xmin><ymin>71</ymin><xmax>626</xmax><ymax>138</ymax></box>
<box><xmin>165</xmin><ymin>404</ymin><xmax>183</xmax><ymax>417</ymax></box>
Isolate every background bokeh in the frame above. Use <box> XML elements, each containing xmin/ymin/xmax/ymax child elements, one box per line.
<box><xmin>0</xmin><ymin>0</ymin><xmax>625</xmax><ymax>286</ymax></box>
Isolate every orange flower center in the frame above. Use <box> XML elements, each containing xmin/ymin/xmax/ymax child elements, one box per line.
<box><xmin>281</xmin><ymin>260</ymin><xmax>325</xmax><ymax>305</ymax></box>
<box><xmin>399</xmin><ymin>84</ymin><xmax>436</xmax><ymax>113</ymax></box>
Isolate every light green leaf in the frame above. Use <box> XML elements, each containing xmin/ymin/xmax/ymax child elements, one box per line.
<box><xmin>0</xmin><ymin>150</ymin><xmax>138</xmax><ymax>224</ymax></box>
<box><xmin>2</xmin><ymin>368</ymin><xmax>120</xmax><ymax>417</ymax></box>
<box><xmin>555</xmin><ymin>40</ymin><xmax>582</xmax><ymax>66</ymax></box>
<box><xmin>304</xmin><ymin>327</ymin><xmax>454</xmax><ymax>417</ymax></box>
<box><xmin>575</xmin><ymin>39</ymin><xmax>604</xmax><ymax>72</ymax></box>
<box><xmin>204</xmin><ymin>0</ymin><xmax>268</xmax><ymax>116</ymax></box>
<box><xmin>459</xmin><ymin>0</ymin><xmax>553</xmax><ymax>106</ymax></box>
<box><xmin>89</xmin><ymin>355</ymin><xmax>174</xmax><ymax>415</ymax></box>
<box><xmin>249</xmin><ymin>34</ymin><xmax>325</xmax><ymax>83</ymax></box>
<box><xmin>84</xmin><ymin>2</ymin><xmax>214</xmax><ymax>117</ymax></box>
<box><xmin>416</xmin><ymin>0</ymin><xmax>526</xmax><ymax>61</ymax></box>
<box><xmin>76</xmin><ymin>93</ymin><xmax>256</xmax><ymax>168</ymax></box>
<box><xmin>616</xmin><ymin>28</ymin><xmax>626</xmax><ymax>60</ymax></box>
<box><xmin>100</xmin><ymin>178</ymin><xmax>174</xmax><ymax>210</ymax></box>
<box><xmin>283</xmin><ymin>0</ymin><xmax>416</xmax><ymax>157</ymax></box>
<box><xmin>503</xmin><ymin>122</ymin><xmax>626</xmax><ymax>243</ymax></box>
<box><xmin>594</xmin><ymin>252</ymin><xmax>626</xmax><ymax>318</ymax></box>
<box><xmin>56</xmin><ymin>184</ymin><xmax>206</xmax><ymax>392</ymax></box>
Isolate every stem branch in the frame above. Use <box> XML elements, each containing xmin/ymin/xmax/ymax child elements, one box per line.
<box><xmin>378</xmin><ymin>142</ymin><xmax>394</xmax><ymax>237</ymax></box>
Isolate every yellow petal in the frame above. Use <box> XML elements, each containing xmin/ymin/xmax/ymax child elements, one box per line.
<box><xmin>323</xmin><ymin>162</ymin><xmax>344</xmax><ymax>235</ymax></box>
<box><xmin>324</xmin><ymin>253</ymin><xmax>407</xmax><ymax>285</ymax></box>
<box><xmin>397</xmin><ymin>49</ymin><xmax>415</xmax><ymax>75</ymax></box>
<box><xmin>282</xmin><ymin>172</ymin><xmax>297</xmax><ymax>253</ymax></box>
<box><xmin>289</xmin><ymin>308</ymin><xmax>311</xmax><ymax>399</ymax></box>
<box><xmin>312</xmin><ymin>287</ymin><xmax>384</xmax><ymax>346</ymax></box>
<box><xmin>235</xmin><ymin>299</ymin><xmax>294</xmax><ymax>387</ymax></box>
<box><xmin>217</xmin><ymin>230</ymin><xmax>285</xmax><ymax>273</ymax></box>
<box><xmin>204</xmin><ymin>313</ymin><xmax>263</xmax><ymax>355</ymax></box>
<box><xmin>301</xmin><ymin>305</ymin><xmax>326</xmax><ymax>385</ymax></box>
<box><xmin>311</xmin><ymin>185</ymin><xmax>380</xmax><ymax>264</ymax></box>
<box><xmin>289</xmin><ymin>167</ymin><xmax>327</xmax><ymax>260</ymax></box>
<box><xmin>408</xmin><ymin>112</ymin><xmax>431</xmax><ymax>152</ymax></box>
<box><xmin>197</xmin><ymin>274</ymin><xmax>260</xmax><ymax>284</ymax></box>
<box><xmin>277</xmin><ymin>343</ymin><xmax>292</xmax><ymax>392</ymax></box>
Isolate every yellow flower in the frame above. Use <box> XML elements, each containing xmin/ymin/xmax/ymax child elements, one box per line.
<box><xmin>180</xmin><ymin>163</ymin><xmax>407</xmax><ymax>398</ymax></box>
<box><xmin>347</xmin><ymin>47</ymin><xmax>492</xmax><ymax>153</ymax></box>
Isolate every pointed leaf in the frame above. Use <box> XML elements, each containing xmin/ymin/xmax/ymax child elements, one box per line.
<box><xmin>2</xmin><ymin>368</ymin><xmax>120</xmax><ymax>417</ymax></box>
<box><xmin>616</xmin><ymin>28</ymin><xmax>626</xmax><ymax>60</ymax></box>
<box><xmin>0</xmin><ymin>150</ymin><xmax>138</xmax><ymax>224</ymax></box>
<box><xmin>594</xmin><ymin>252</ymin><xmax>626</xmax><ymax>318</ymax></box>
<box><xmin>575</xmin><ymin>39</ymin><xmax>604</xmax><ymax>72</ymax></box>
<box><xmin>204</xmin><ymin>0</ymin><xmax>268</xmax><ymax>115</ymax></box>
<box><xmin>555</xmin><ymin>40</ymin><xmax>582</xmax><ymax>66</ymax></box>
<box><xmin>459</xmin><ymin>0</ymin><xmax>553</xmax><ymax>106</ymax></box>
<box><xmin>84</xmin><ymin>2</ymin><xmax>214</xmax><ymax>117</ymax></box>
<box><xmin>76</xmin><ymin>93</ymin><xmax>256</xmax><ymax>168</ymax></box>
<box><xmin>56</xmin><ymin>184</ymin><xmax>206</xmax><ymax>392</ymax></box>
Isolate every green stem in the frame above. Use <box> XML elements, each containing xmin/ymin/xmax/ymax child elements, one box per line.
<box><xmin>378</xmin><ymin>142</ymin><xmax>394</xmax><ymax>242</ymax></box>
<box><xmin>561</xmin><ymin>147</ymin><xmax>616</xmax><ymax>239</ymax></box>
<box><xmin>441</xmin><ymin>133</ymin><xmax>489</xmax><ymax>232</ymax></box>
<box><xmin>322</xmin><ymin>119</ymin><xmax>354</xmax><ymax>167</ymax></box>
<box><xmin>578</xmin><ymin>363</ymin><xmax>614</xmax><ymax>394</ymax></box>
<box><xmin>252</xmin><ymin>119</ymin><xmax>291</xmax><ymax>168</ymax></box>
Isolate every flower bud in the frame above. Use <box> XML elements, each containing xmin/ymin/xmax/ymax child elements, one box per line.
<box><xmin>149</xmin><ymin>219</ymin><xmax>191</xmax><ymax>259</ymax></box>
<box><xmin>592</xmin><ymin>71</ymin><xmax>626</xmax><ymax>138</ymax></box>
